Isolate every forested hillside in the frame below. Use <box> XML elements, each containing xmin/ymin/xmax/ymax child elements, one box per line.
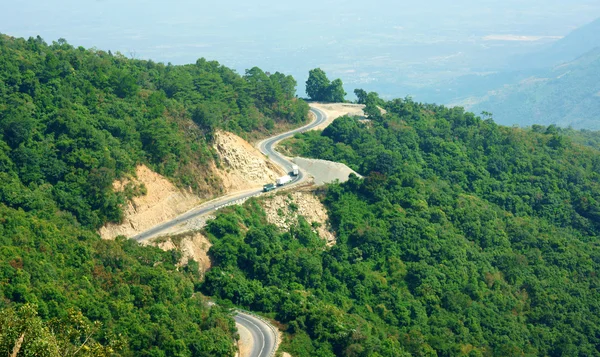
<box><xmin>0</xmin><ymin>34</ymin><xmax>308</xmax><ymax>228</ymax></box>
<box><xmin>204</xmin><ymin>98</ymin><xmax>600</xmax><ymax>356</ymax></box>
<box><xmin>557</xmin><ymin>126</ymin><xmax>600</xmax><ymax>151</ymax></box>
<box><xmin>0</xmin><ymin>33</ymin><xmax>307</xmax><ymax>356</ymax></box>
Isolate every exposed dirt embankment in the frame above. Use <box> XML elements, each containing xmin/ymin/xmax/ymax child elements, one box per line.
<box><xmin>149</xmin><ymin>232</ymin><xmax>212</xmax><ymax>275</ymax></box>
<box><xmin>235</xmin><ymin>323</ymin><xmax>253</xmax><ymax>357</ymax></box>
<box><xmin>213</xmin><ymin>130</ymin><xmax>285</xmax><ymax>192</ymax></box>
<box><xmin>100</xmin><ymin>165</ymin><xmax>203</xmax><ymax>240</ymax></box>
<box><xmin>100</xmin><ymin>131</ymin><xmax>282</xmax><ymax>239</ymax></box>
<box><xmin>262</xmin><ymin>190</ymin><xmax>335</xmax><ymax>246</ymax></box>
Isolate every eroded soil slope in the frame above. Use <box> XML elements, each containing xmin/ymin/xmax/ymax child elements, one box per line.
<box><xmin>100</xmin><ymin>131</ymin><xmax>283</xmax><ymax>239</ymax></box>
<box><xmin>150</xmin><ymin>232</ymin><xmax>212</xmax><ymax>275</ymax></box>
<box><xmin>262</xmin><ymin>189</ymin><xmax>335</xmax><ymax>245</ymax></box>
<box><xmin>99</xmin><ymin>165</ymin><xmax>203</xmax><ymax>239</ymax></box>
<box><xmin>213</xmin><ymin>130</ymin><xmax>285</xmax><ymax>191</ymax></box>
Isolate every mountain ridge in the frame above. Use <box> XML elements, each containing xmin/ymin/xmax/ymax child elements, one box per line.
<box><xmin>507</xmin><ymin>17</ymin><xmax>600</xmax><ymax>70</ymax></box>
<box><xmin>467</xmin><ymin>46</ymin><xmax>600</xmax><ymax>128</ymax></box>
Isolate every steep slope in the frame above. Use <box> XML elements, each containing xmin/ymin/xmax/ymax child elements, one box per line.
<box><xmin>412</xmin><ymin>18</ymin><xmax>600</xmax><ymax>125</ymax></box>
<box><xmin>100</xmin><ymin>130</ymin><xmax>284</xmax><ymax>239</ymax></box>
<box><xmin>508</xmin><ymin>17</ymin><xmax>600</xmax><ymax>70</ymax></box>
<box><xmin>0</xmin><ymin>33</ymin><xmax>308</xmax><ymax>230</ymax></box>
<box><xmin>152</xmin><ymin>232</ymin><xmax>213</xmax><ymax>276</ymax></box>
<box><xmin>213</xmin><ymin>130</ymin><xmax>285</xmax><ymax>192</ymax></box>
<box><xmin>261</xmin><ymin>190</ymin><xmax>335</xmax><ymax>245</ymax></box>
<box><xmin>0</xmin><ymin>33</ymin><xmax>308</xmax><ymax>356</ymax></box>
<box><xmin>99</xmin><ymin>165</ymin><xmax>203</xmax><ymax>239</ymax></box>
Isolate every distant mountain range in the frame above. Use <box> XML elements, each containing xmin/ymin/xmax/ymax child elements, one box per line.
<box><xmin>466</xmin><ymin>47</ymin><xmax>600</xmax><ymax>129</ymax></box>
<box><xmin>413</xmin><ymin>17</ymin><xmax>600</xmax><ymax>129</ymax></box>
<box><xmin>506</xmin><ymin>17</ymin><xmax>600</xmax><ymax>71</ymax></box>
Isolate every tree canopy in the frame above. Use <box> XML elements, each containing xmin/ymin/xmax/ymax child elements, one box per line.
<box><xmin>205</xmin><ymin>97</ymin><xmax>600</xmax><ymax>356</ymax></box>
<box><xmin>0</xmin><ymin>33</ymin><xmax>310</xmax><ymax>356</ymax></box>
<box><xmin>306</xmin><ymin>68</ymin><xmax>346</xmax><ymax>102</ymax></box>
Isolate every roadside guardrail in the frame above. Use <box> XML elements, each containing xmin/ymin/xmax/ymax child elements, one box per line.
<box><xmin>235</xmin><ymin>309</ymin><xmax>280</xmax><ymax>357</ymax></box>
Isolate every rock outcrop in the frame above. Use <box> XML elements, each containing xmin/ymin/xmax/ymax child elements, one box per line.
<box><xmin>149</xmin><ymin>232</ymin><xmax>212</xmax><ymax>275</ymax></box>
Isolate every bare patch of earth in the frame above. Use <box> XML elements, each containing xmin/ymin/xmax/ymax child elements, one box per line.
<box><xmin>146</xmin><ymin>232</ymin><xmax>212</xmax><ymax>275</ymax></box>
<box><xmin>99</xmin><ymin>165</ymin><xmax>203</xmax><ymax>240</ymax></box>
<box><xmin>261</xmin><ymin>189</ymin><xmax>336</xmax><ymax>246</ymax></box>
<box><xmin>213</xmin><ymin>130</ymin><xmax>285</xmax><ymax>192</ymax></box>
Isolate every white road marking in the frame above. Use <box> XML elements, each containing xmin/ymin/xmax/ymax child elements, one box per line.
<box><xmin>236</xmin><ymin>314</ymin><xmax>267</xmax><ymax>357</ymax></box>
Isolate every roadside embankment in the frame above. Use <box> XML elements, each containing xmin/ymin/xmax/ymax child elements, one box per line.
<box><xmin>99</xmin><ymin>165</ymin><xmax>203</xmax><ymax>240</ymax></box>
<box><xmin>213</xmin><ymin>130</ymin><xmax>285</xmax><ymax>192</ymax></box>
<box><xmin>100</xmin><ymin>130</ymin><xmax>282</xmax><ymax>240</ymax></box>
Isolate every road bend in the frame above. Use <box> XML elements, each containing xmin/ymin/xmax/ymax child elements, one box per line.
<box><xmin>234</xmin><ymin>311</ymin><xmax>277</xmax><ymax>357</ymax></box>
<box><xmin>257</xmin><ymin>106</ymin><xmax>327</xmax><ymax>184</ymax></box>
<box><xmin>131</xmin><ymin>105</ymin><xmax>327</xmax><ymax>357</ymax></box>
<box><xmin>132</xmin><ymin>105</ymin><xmax>326</xmax><ymax>241</ymax></box>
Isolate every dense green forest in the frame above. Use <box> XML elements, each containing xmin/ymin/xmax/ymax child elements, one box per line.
<box><xmin>526</xmin><ymin>124</ymin><xmax>600</xmax><ymax>152</ymax></box>
<box><xmin>3</xmin><ymin>30</ymin><xmax>600</xmax><ymax>357</ymax></box>
<box><xmin>204</xmin><ymin>98</ymin><xmax>600</xmax><ymax>356</ymax></box>
<box><xmin>0</xmin><ymin>34</ymin><xmax>308</xmax><ymax>228</ymax></box>
<box><xmin>0</xmin><ymin>33</ymin><xmax>308</xmax><ymax>356</ymax></box>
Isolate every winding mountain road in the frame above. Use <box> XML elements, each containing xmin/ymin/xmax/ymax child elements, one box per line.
<box><xmin>132</xmin><ymin>106</ymin><xmax>327</xmax><ymax>357</ymax></box>
<box><xmin>257</xmin><ymin>106</ymin><xmax>326</xmax><ymax>181</ymax></box>
<box><xmin>132</xmin><ymin>106</ymin><xmax>326</xmax><ymax>243</ymax></box>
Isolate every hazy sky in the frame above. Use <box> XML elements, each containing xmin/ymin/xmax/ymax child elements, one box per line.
<box><xmin>2</xmin><ymin>0</ymin><xmax>600</xmax><ymax>97</ymax></box>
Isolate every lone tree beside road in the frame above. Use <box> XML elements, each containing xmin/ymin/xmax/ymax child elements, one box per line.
<box><xmin>328</xmin><ymin>78</ymin><xmax>346</xmax><ymax>102</ymax></box>
<box><xmin>306</xmin><ymin>68</ymin><xmax>346</xmax><ymax>102</ymax></box>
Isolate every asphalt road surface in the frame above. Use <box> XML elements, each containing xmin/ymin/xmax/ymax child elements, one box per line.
<box><xmin>132</xmin><ymin>106</ymin><xmax>327</xmax><ymax>356</ymax></box>
<box><xmin>234</xmin><ymin>311</ymin><xmax>277</xmax><ymax>357</ymax></box>
<box><xmin>132</xmin><ymin>105</ymin><xmax>326</xmax><ymax>241</ymax></box>
<box><xmin>257</xmin><ymin>106</ymin><xmax>327</xmax><ymax>184</ymax></box>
